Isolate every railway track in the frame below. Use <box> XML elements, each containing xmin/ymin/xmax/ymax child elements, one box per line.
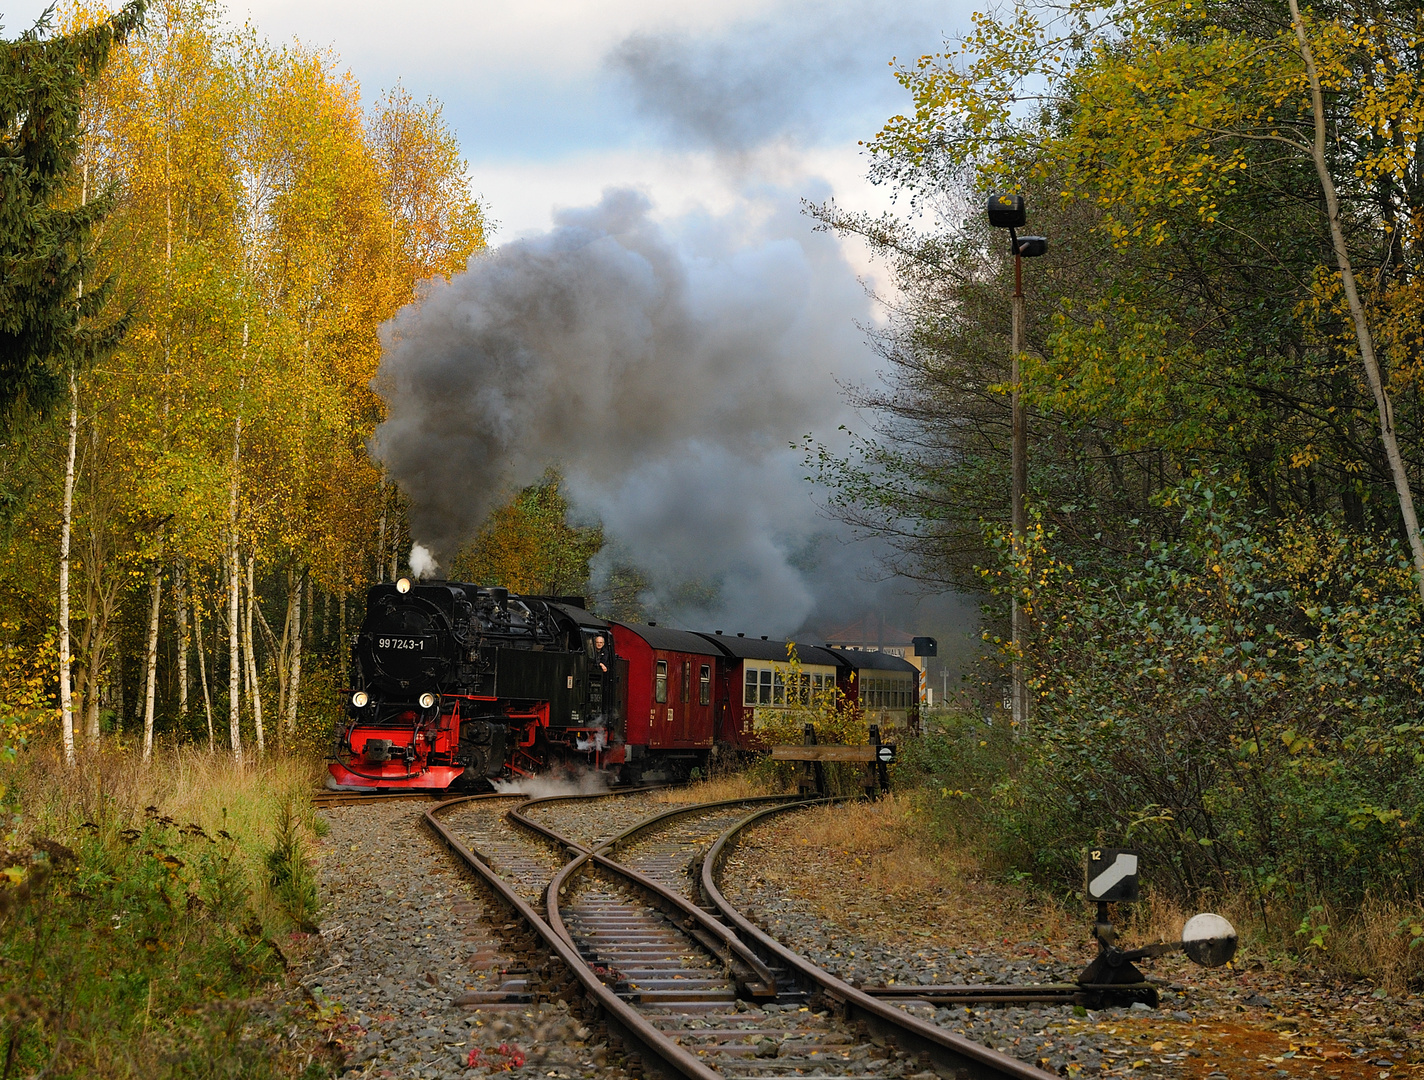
<box><xmin>316</xmin><ymin>789</ymin><xmax>1410</xmax><ymax>1080</ymax></box>
<box><xmin>425</xmin><ymin>790</ymin><xmax>1056</xmax><ymax>1080</ymax></box>
<box><xmin>311</xmin><ymin>788</ymin><xmax>443</xmax><ymax>809</ymax></box>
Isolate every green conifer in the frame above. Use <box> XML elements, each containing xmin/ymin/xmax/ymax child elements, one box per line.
<box><xmin>0</xmin><ymin>1</ymin><xmax>144</xmax><ymax>422</ymax></box>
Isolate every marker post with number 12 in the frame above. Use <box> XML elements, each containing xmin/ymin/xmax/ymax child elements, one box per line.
<box><xmin>1085</xmin><ymin>847</ymin><xmax>1140</xmax><ymax>903</ymax></box>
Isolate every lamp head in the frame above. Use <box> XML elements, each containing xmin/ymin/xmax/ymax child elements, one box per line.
<box><xmin>1016</xmin><ymin>236</ymin><xmax>1049</xmax><ymax>258</ymax></box>
<box><xmin>986</xmin><ymin>193</ymin><xmax>1026</xmax><ymax>229</ymax></box>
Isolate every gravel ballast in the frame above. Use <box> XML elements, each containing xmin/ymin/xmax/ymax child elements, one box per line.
<box><xmin>310</xmin><ymin>801</ymin><xmax>621</xmax><ymax>1079</ymax></box>
<box><xmin>720</xmin><ymin>802</ymin><xmax>1422</xmax><ymax>1079</ymax></box>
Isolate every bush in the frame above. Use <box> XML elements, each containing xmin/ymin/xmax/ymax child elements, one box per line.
<box><xmin>979</xmin><ymin>480</ymin><xmax>1424</xmax><ymax>935</ymax></box>
<box><xmin>898</xmin><ymin>709</ymin><xmax>1018</xmax><ymax>843</ymax></box>
<box><xmin>0</xmin><ymin>746</ymin><xmax>328</xmax><ymax>1077</ymax></box>
<box><xmin>745</xmin><ymin>646</ymin><xmax>875</xmax><ymax>796</ymax></box>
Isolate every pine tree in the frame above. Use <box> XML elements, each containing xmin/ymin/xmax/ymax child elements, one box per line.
<box><xmin>0</xmin><ymin>1</ymin><xmax>144</xmax><ymax>422</ymax></box>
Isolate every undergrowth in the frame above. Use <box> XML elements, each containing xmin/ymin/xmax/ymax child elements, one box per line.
<box><xmin>0</xmin><ymin>744</ymin><xmax>332</xmax><ymax>1078</ymax></box>
<box><xmin>899</xmin><ymin>709</ymin><xmax>1424</xmax><ymax>992</ymax></box>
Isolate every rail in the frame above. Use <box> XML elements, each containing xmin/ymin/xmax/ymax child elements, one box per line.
<box><xmin>424</xmin><ymin>788</ymin><xmax>1055</xmax><ymax>1079</ymax></box>
<box><xmin>312</xmin><ymin>789</ymin><xmax>443</xmax><ymax>809</ymax></box>
<box><xmin>426</xmin><ymin>791</ymin><xmax>723</xmax><ymax>1080</ymax></box>
<box><xmin>700</xmin><ymin>798</ymin><xmax>1057</xmax><ymax>1080</ymax></box>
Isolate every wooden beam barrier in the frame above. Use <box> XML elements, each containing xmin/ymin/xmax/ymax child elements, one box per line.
<box><xmin>770</xmin><ymin>729</ymin><xmax>894</xmax><ymax>799</ymax></box>
<box><xmin>769</xmin><ymin>745</ymin><xmax>879</xmax><ymax>762</ymax></box>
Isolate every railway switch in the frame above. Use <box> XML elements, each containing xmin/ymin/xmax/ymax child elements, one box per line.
<box><xmin>1075</xmin><ymin>848</ymin><xmax>1239</xmax><ymax>1006</ymax></box>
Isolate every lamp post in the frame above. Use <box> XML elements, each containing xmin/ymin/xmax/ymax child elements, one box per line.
<box><xmin>986</xmin><ymin>193</ymin><xmax>1047</xmax><ymax>732</ymax></box>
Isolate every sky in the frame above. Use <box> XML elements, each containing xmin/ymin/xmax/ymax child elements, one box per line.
<box><xmin>5</xmin><ymin>0</ymin><xmax>988</xmax><ymax>669</ymax></box>
<box><xmin>222</xmin><ymin>0</ymin><xmax>963</xmax><ymax>243</ymax></box>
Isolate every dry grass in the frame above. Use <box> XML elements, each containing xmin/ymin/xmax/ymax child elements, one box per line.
<box><xmin>738</xmin><ymin>794</ymin><xmax>1083</xmax><ymax>950</ymax></box>
<box><xmin>651</xmin><ymin>773</ymin><xmax>784</xmax><ymax>803</ymax></box>
<box><xmin>11</xmin><ymin>742</ymin><xmax>319</xmax><ymax>832</ymax></box>
<box><xmin>6</xmin><ymin>742</ymin><xmax>325</xmax><ymax>932</ymax></box>
<box><xmin>1116</xmin><ymin>889</ymin><xmax>1424</xmax><ymax>993</ymax></box>
<box><xmin>1347</xmin><ymin>896</ymin><xmax>1424</xmax><ymax>993</ymax></box>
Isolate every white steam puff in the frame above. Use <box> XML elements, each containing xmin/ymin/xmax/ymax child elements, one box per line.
<box><xmin>409</xmin><ymin>543</ymin><xmax>440</xmax><ymax>580</ymax></box>
<box><xmin>370</xmin><ymin>187</ymin><xmax>882</xmax><ymax>634</ymax></box>
<box><xmin>490</xmin><ymin>771</ymin><xmax>612</xmax><ymax>798</ymax></box>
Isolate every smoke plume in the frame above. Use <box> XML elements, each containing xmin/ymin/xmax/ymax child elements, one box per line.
<box><xmin>371</xmin><ymin>187</ymin><xmax>883</xmax><ymax>635</ymax></box>
<box><xmin>607</xmin><ymin>1</ymin><xmax>944</xmax><ymax>153</ymax></box>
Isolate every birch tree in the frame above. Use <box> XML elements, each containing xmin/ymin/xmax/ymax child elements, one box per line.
<box><xmin>28</xmin><ymin>0</ymin><xmax>487</xmax><ymax>757</ymax></box>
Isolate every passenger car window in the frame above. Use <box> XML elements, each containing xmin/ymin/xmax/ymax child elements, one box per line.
<box><xmin>744</xmin><ymin>669</ymin><xmax>758</xmax><ymax>706</ymax></box>
<box><xmin>655</xmin><ymin>660</ymin><xmax>668</xmax><ymax>703</ymax></box>
<box><xmin>699</xmin><ymin>665</ymin><xmax>711</xmax><ymax>706</ymax></box>
<box><xmin>682</xmin><ymin>662</ymin><xmax>691</xmax><ymax>703</ymax></box>
<box><xmin>759</xmin><ymin>669</ymin><xmax>772</xmax><ymax>705</ymax></box>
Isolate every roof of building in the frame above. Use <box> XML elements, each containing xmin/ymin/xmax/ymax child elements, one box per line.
<box><xmin>821</xmin><ymin>613</ymin><xmax>915</xmax><ymax>648</ymax></box>
<box><xmin>613</xmin><ymin>622</ymin><xmax>723</xmax><ymax>656</ymax></box>
<box><xmin>692</xmin><ymin>633</ymin><xmax>840</xmax><ymax>667</ymax></box>
<box><xmin>825</xmin><ymin>647</ymin><xmax>920</xmax><ymax>674</ymax></box>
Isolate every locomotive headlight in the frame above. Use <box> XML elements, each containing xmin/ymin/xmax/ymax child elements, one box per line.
<box><xmin>418</xmin><ymin>692</ymin><xmax>437</xmax><ymax>709</ymax></box>
<box><xmin>396</xmin><ymin>577</ymin><xmax>412</xmax><ymax>594</ymax></box>
<box><xmin>351</xmin><ymin>690</ymin><xmax>369</xmax><ymax>708</ymax></box>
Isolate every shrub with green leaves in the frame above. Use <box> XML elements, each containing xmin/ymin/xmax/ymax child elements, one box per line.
<box><xmin>985</xmin><ymin>480</ymin><xmax>1424</xmax><ymax>914</ymax></box>
<box><xmin>0</xmin><ymin>807</ymin><xmax>285</xmax><ymax>1077</ymax></box>
<box><xmin>266</xmin><ymin>796</ymin><xmax>320</xmax><ymax>933</ymax></box>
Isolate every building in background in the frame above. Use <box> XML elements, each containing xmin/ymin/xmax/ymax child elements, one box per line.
<box><xmin>822</xmin><ymin>614</ymin><xmax>938</xmax><ymax>705</ymax></box>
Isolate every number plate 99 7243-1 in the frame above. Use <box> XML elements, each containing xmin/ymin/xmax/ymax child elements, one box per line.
<box><xmin>378</xmin><ymin>637</ymin><xmax>425</xmax><ymax>651</ymax></box>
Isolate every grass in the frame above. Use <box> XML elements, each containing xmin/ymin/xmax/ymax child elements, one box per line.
<box><xmin>897</xmin><ymin>711</ymin><xmax>1424</xmax><ymax>994</ymax></box>
<box><xmin>747</xmin><ymin>793</ymin><xmax>1082</xmax><ymax>949</ymax></box>
<box><xmin>0</xmin><ymin>743</ymin><xmax>332</xmax><ymax>1078</ymax></box>
<box><xmin>651</xmin><ymin>773</ymin><xmax>783</xmax><ymax>803</ymax></box>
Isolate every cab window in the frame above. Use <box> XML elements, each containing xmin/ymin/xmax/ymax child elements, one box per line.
<box><xmin>655</xmin><ymin>660</ymin><xmax>668</xmax><ymax>703</ymax></box>
<box><xmin>699</xmin><ymin>664</ymin><xmax>711</xmax><ymax>706</ymax></box>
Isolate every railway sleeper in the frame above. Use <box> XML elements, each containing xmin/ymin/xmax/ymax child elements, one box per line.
<box><xmin>702</xmin><ymin>800</ymin><xmax>1062</xmax><ymax>1080</ymax></box>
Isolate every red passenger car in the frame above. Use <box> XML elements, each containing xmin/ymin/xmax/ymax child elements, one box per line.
<box><xmin>608</xmin><ymin>623</ymin><xmax>719</xmax><ymax>781</ymax></box>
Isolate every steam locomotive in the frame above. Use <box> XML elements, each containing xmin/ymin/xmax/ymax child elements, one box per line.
<box><xmin>327</xmin><ymin>576</ymin><xmax>924</xmax><ymax>791</ymax></box>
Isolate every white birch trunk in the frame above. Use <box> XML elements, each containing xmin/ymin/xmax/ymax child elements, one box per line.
<box><xmin>1289</xmin><ymin>0</ymin><xmax>1424</xmax><ymax>599</ymax></box>
<box><xmin>245</xmin><ymin>552</ymin><xmax>265</xmax><ymax>755</ymax></box>
<box><xmin>275</xmin><ymin>584</ymin><xmax>291</xmax><ymax>724</ymax></box>
<box><xmin>58</xmin><ymin>371</ymin><xmax>78</xmax><ymax>765</ymax></box>
<box><xmin>193</xmin><ymin>581</ymin><xmax>215</xmax><ymax>752</ymax></box>
<box><xmin>286</xmin><ymin>566</ymin><xmax>304</xmax><ymax>740</ymax></box>
<box><xmin>227</xmin><ymin>410</ymin><xmax>243</xmax><ymax>765</ymax></box>
<box><xmin>141</xmin><ymin>559</ymin><xmax>162</xmax><ymax>761</ymax></box>
<box><xmin>174</xmin><ymin>560</ymin><xmax>189</xmax><ymax>719</ymax></box>
<box><xmin>59</xmin><ymin>160</ymin><xmax>91</xmax><ymax>764</ymax></box>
